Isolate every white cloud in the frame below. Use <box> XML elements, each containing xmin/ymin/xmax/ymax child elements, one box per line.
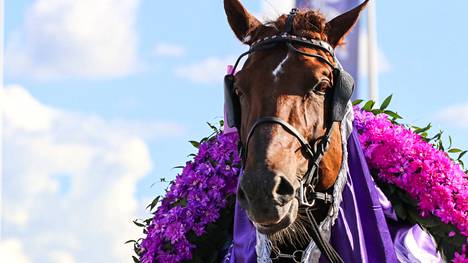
<box><xmin>63</xmin><ymin>115</ymin><xmax>185</xmax><ymax>142</ymax></box>
<box><xmin>2</xmin><ymin>85</ymin><xmax>184</xmax><ymax>140</ymax></box>
<box><xmin>1</xmin><ymin>84</ymin><xmax>182</xmax><ymax>262</ymax></box>
<box><xmin>174</xmin><ymin>56</ymin><xmax>236</xmax><ymax>84</ymax></box>
<box><xmin>435</xmin><ymin>103</ymin><xmax>468</xmax><ymax>128</ymax></box>
<box><xmin>0</xmin><ymin>239</ymin><xmax>31</xmax><ymax>263</ymax></box>
<box><xmin>5</xmin><ymin>0</ymin><xmax>140</xmax><ymax>80</ymax></box>
<box><xmin>152</xmin><ymin>43</ymin><xmax>185</xmax><ymax>58</ymax></box>
<box><xmin>3</xmin><ymin>86</ymin><xmax>58</xmax><ymax>132</ymax></box>
<box><xmin>109</xmin><ymin>119</ymin><xmax>185</xmax><ymax>140</ymax></box>
<box><xmin>48</xmin><ymin>250</ymin><xmax>75</xmax><ymax>263</ymax></box>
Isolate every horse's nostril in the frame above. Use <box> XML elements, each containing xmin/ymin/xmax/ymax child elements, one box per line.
<box><xmin>275</xmin><ymin>176</ymin><xmax>295</xmax><ymax>203</ymax></box>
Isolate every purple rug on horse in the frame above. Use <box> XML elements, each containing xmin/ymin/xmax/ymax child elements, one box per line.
<box><xmin>223</xmin><ymin>130</ymin><xmax>439</xmax><ymax>263</ymax></box>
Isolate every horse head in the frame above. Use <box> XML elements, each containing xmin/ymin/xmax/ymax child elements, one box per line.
<box><xmin>223</xmin><ymin>0</ymin><xmax>368</xmax><ymax>242</ymax></box>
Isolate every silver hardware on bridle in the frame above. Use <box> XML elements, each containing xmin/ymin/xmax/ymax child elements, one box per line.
<box><xmin>271</xmin><ymin>247</ymin><xmax>304</xmax><ymax>263</ymax></box>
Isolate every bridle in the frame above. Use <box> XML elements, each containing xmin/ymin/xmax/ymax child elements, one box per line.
<box><xmin>224</xmin><ymin>8</ymin><xmax>354</xmax><ymax>263</ymax></box>
<box><xmin>243</xmin><ymin>117</ymin><xmax>335</xmax><ymax>207</ymax></box>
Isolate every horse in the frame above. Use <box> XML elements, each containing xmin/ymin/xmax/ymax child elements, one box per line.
<box><xmin>223</xmin><ymin>0</ymin><xmax>369</xmax><ymax>262</ymax></box>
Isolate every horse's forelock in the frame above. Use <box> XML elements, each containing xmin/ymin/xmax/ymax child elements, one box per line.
<box><xmin>263</xmin><ymin>10</ymin><xmax>328</xmax><ymax>41</ymax></box>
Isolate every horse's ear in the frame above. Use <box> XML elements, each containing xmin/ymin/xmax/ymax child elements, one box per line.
<box><xmin>224</xmin><ymin>0</ymin><xmax>261</xmax><ymax>44</ymax></box>
<box><xmin>326</xmin><ymin>0</ymin><xmax>369</xmax><ymax>48</ymax></box>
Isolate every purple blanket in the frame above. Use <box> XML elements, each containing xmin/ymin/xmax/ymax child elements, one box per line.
<box><xmin>223</xmin><ymin>131</ymin><xmax>439</xmax><ymax>262</ymax></box>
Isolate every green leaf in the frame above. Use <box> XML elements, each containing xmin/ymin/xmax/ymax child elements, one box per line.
<box><xmin>133</xmin><ymin>220</ymin><xmax>146</xmax><ymax>228</ymax></box>
<box><xmin>383</xmin><ymin>110</ymin><xmax>402</xmax><ymax>120</ymax></box>
<box><xmin>172</xmin><ymin>165</ymin><xmax>184</xmax><ymax>169</ymax></box>
<box><xmin>380</xmin><ymin>95</ymin><xmax>393</xmax><ymax>110</ymax></box>
<box><xmin>125</xmin><ymin>240</ymin><xmax>136</xmax><ymax>244</ymax></box>
<box><xmin>173</xmin><ymin>198</ymin><xmax>188</xmax><ymax>207</ymax></box>
<box><xmin>458</xmin><ymin>150</ymin><xmax>468</xmax><ymax>160</ymax></box>
<box><xmin>387</xmin><ymin>184</ymin><xmax>397</xmax><ymax>194</ymax></box>
<box><xmin>189</xmin><ymin>140</ymin><xmax>201</xmax><ymax>149</ymax></box>
<box><xmin>438</xmin><ymin>141</ymin><xmax>445</xmax><ymax>151</ymax></box>
<box><xmin>414</xmin><ymin>123</ymin><xmax>432</xmax><ymax>134</ymax></box>
<box><xmin>144</xmin><ymin>218</ymin><xmax>153</xmax><ymax>225</ymax></box>
<box><xmin>146</xmin><ymin>196</ymin><xmax>161</xmax><ymax>211</ymax></box>
<box><xmin>407</xmin><ymin>209</ymin><xmax>441</xmax><ymax>228</ymax></box>
<box><xmin>429</xmin><ymin>131</ymin><xmax>443</xmax><ymax>141</ymax></box>
<box><xmin>393</xmin><ymin>203</ymin><xmax>408</xmax><ymax>220</ymax></box>
<box><xmin>448</xmin><ymin>148</ymin><xmax>462</xmax><ymax>153</ymax></box>
<box><xmin>132</xmin><ymin>256</ymin><xmax>140</xmax><ymax>263</ymax></box>
<box><xmin>362</xmin><ymin>100</ymin><xmax>375</xmax><ymax>111</ymax></box>
<box><xmin>396</xmin><ymin>190</ymin><xmax>418</xmax><ymax>206</ymax></box>
<box><xmin>352</xmin><ymin>99</ymin><xmax>363</xmax><ymax>106</ymax></box>
<box><xmin>371</xmin><ymin>109</ymin><xmax>383</xmax><ymax>115</ymax></box>
<box><xmin>207</xmin><ymin>122</ymin><xmax>219</xmax><ymax>133</ymax></box>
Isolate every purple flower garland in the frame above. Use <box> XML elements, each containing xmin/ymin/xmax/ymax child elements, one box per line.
<box><xmin>136</xmin><ymin>107</ymin><xmax>468</xmax><ymax>262</ymax></box>
<box><xmin>139</xmin><ymin>132</ymin><xmax>240</xmax><ymax>263</ymax></box>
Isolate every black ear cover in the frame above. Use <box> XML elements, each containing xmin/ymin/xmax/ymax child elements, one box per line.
<box><xmin>224</xmin><ymin>75</ymin><xmax>241</xmax><ymax>128</ymax></box>
<box><xmin>331</xmin><ymin>69</ymin><xmax>354</xmax><ymax>122</ymax></box>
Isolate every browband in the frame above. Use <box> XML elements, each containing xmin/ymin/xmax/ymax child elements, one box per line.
<box><xmin>230</xmin><ymin>33</ymin><xmax>339</xmax><ymax>76</ymax></box>
<box><xmin>251</xmin><ymin>33</ymin><xmax>335</xmax><ymax>58</ymax></box>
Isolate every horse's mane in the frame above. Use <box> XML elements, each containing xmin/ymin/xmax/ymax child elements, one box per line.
<box><xmin>265</xmin><ymin>10</ymin><xmax>329</xmax><ymax>41</ymax></box>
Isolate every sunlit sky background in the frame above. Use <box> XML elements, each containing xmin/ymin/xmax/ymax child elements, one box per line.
<box><xmin>2</xmin><ymin>0</ymin><xmax>468</xmax><ymax>262</ymax></box>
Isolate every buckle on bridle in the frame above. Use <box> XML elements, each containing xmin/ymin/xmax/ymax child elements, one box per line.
<box><xmin>271</xmin><ymin>249</ymin><xmax>303</xmax><ymax>263</ymax></box>
<box><xmin>298</xmin><ymin>180</ymin><xmax>316</xmax><ymax>207</ymax></box>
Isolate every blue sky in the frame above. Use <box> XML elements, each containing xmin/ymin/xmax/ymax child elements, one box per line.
<box><xmin>2</xmin><ymin>0</ymin><xmax>468</xmax><ymax>262</ymax></box>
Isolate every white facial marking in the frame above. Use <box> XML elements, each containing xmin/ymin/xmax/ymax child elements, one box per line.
<box><xmin>272</xmin><ymin>54</ymin><xmax>289</xmax><ymax>81</ymax></box>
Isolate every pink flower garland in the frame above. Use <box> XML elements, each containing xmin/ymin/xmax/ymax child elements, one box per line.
<box><xmin>454</xmin><ymin>244</ymin><xmax>468</xmax><ymax>263</ymax></box>
<box><xmin>354</xmin><ymin>107</ymin><xmax>468</xmax><ymax>241</ymax></box>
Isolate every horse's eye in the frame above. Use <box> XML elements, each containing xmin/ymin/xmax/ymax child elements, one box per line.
<box><xmin>312</xmin><ymin>80</ymin><xmax>330</xmax><ymax>94</ymax></box>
